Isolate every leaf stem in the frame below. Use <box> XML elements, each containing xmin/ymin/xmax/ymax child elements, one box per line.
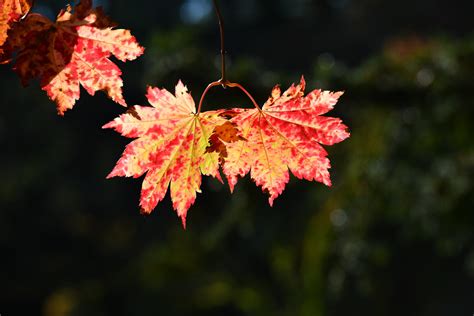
<box><xmin>23</xmin><ymin>0</ymin><xmax>35</xmax><ymax>19</ymax></box>
<box><xmin>197</xmin><ymin>81</ymin><xmax>222</xmax><ymax>114</ymax></box>
<box><xmin>225</xmin><ymin>82</ymin><xmax>261</xmax><ymax>111</ymax></box>
<box><xmin>197</xmin><ymin>80</ymin><xmax>261</xmax><ymax>114</ymax></box>
<box><xmin>213</xmin><ymin>0</ymin><xmax>226</xmax><ymax>85</ymax></box>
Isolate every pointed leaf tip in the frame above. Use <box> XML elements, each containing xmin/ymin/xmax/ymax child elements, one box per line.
<box><xmin>181</xmin><ymin>216</ymin><xmax>187</xmax><ymax>229</ymax></box>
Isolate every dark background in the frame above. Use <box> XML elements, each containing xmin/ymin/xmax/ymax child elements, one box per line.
<box><xmin>1</xmin><ymin>0</ymin><xmax>473</xmax><ymax>315</ymax></box>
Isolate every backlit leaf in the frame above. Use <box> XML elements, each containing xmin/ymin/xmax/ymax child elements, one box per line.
<box><xmin>104</xmin><ymin>81</ymin><xmax>227</xmax><ymax>227</ymax></box>
<box><xmin>222</xmin><ymin>77</ymin><xmax>350</xmax><ymax>205</ymax></box>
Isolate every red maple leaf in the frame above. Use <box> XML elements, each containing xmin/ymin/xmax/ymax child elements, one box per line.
<box><xmin>3</xmin><ymin>0</ymin><xmax>143</xmax><ymax>114</ymax></box>
<box><xmin>104</xmin><ymin>81</ymin><xmax>228</xmax><ymax>227</ymax></box>
<box><xmin>222</xmin><ymin>77</ymin><xmax>350</xmax><ymax>205</ymax></box>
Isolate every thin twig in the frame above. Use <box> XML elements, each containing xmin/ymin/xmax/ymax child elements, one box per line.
<box><xmin>197</xmin><ymin>1</ymin><xmax>261</xmax><ymax>114</ymax></box>
<box><xmin>212</xmin><ymin>0</ymin><xmax>227</xmax><ymax>85</ymax></box>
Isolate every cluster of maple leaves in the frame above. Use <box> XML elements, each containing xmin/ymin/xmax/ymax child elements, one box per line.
<box><xmin>1</xmin><ymin>0</ymin><xmax>350</xmax><ymax>227</ymax></box>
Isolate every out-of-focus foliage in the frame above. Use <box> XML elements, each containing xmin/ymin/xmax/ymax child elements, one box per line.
<box><xmin>0</xmin><ymin>1</ymin><xmax>473</xmax><ymax>316</ymax></box>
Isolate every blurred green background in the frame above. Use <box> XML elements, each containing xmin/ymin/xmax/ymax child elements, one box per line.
<box><xmin>1</xmin><ymin>0</ymin><xmax>473</xmax><ymax>315</ymax></box>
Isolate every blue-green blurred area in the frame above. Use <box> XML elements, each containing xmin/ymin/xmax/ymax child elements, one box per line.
<box><xmin>1</xmin><ymin>0</ymin><xmax>473</xmax><ymax>315</ymax></box>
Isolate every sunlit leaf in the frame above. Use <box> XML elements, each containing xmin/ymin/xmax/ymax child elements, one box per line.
<box><xmin>104</xmin><ymin>81</ymin><xmax>227</xmax><ymax>227</ymax></box>
<box><xmin>222</xmin><ymin>77</ymin><xmax>350</xmax><ymax>205</ymax></box>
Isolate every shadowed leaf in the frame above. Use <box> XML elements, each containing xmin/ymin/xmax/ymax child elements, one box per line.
<box><xmin>0</xmin><ymin>0</ymin><xmax>32</xmax><ymax>58</ymax></box>
<box><xmin>2</xmin><ymin>0</ymin><xmax>143</xmax><ymax>114</ymax></box>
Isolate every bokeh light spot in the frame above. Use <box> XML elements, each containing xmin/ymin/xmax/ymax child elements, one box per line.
<box><xmin>180</xmin><ymin>0</ymin><xmax>212</xmax><ymax>24</ymax></box>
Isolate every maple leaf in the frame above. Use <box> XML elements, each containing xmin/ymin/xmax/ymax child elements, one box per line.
<box><xmin>0</xmin><ymin>0</ymin><xmax>31</xmax><ymax>58</ymax></box>
<box><xmin>206</xmin><ymin>120</ymin><xmax>245</xmax><ymax>162</ymax></box>
<box><xmin>222</xmin><ymin>77</ymin><xmax>350</xmax><ymax>205</ymax></box>
<box><xmin>3</xmin><ymin>0</ymin><xmax>144</xmax><ymax>114</ymax></box>
<box><xmin>104</xmin><ymin>81</ymin><xmax>227</xmax><ymax>227</ymax></box>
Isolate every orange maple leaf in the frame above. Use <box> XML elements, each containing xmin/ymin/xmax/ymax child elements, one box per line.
<box><xmin>3</xmin><ymin>0</ymin><xmax>143</xmax><ymax>114</ymax></box>
<box><xmin>222</xmin><ymin>77</ymin><xmax>350</xmax><ymax>205</ymax></box>
<box><xmin>0</xmin><ymin>0</ymin><xmax>31</xmax><ymax>57</ymax></box>
<box><xmin>104</xmin><ymin>81</ymin><xmax>227</xmax><ymax>227</ymax></box>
